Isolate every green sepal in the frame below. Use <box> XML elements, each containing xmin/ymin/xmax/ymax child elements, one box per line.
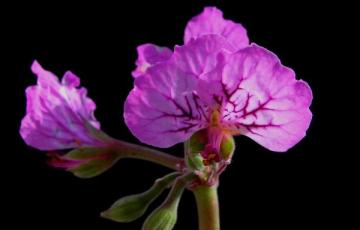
<box><xmin>185</xmin><ymin>130</ymin><xmax>207</xmax><ymax>171</ymax></box>
<box><xmin>220</xmin><ymin>133</ymin><xmax>235</xmax><ymax>161</ymax></box>
<box><xmin>186</xmin><ymin>152</ymin><xmax>205</xmax><ymax>171</ymax></box>
<box><xmin>188</xmin><ymin>129</ymin><xmax>207</xmax><ymax>153</ymax></box>
<box><xmin>66</xmin><ymin>147</ymin><xmax>120</xmax><ymax>178</ymax></box>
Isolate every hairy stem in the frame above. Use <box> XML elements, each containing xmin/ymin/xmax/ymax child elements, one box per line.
<box><xmin>193</xmin><ymin>185</ymin><xmax>220</xmax><ymax>230</ymax></box>
<box><xmin>109</xmin><ymin>139</ymin><xmax>184</xmax><ymax>171</ymax></box>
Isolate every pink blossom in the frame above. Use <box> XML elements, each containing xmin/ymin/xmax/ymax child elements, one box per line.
<box><xmin>20</xmin><ymin>60</ymin><xmax>107</xmax><ymax>151</ymax></box>
<box><xmin>124</xmin><ymin>34</ymin><xmax>312</xmax><ymax>152</ymax></box>
<box><xmin>125</xmin><ymin>7</ymin><xmax>312</xmax><ymax>154</ymax></box>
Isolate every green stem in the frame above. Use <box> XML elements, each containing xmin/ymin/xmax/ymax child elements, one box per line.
<box><xmin>193</xmin><ymin>185</ymin><xmax>220</xmax><ymax>230</ymax></box>
<box><xmin>110</xmin><ymin>139</ymin><xmax>184</xmax><ymax>171</ymax></box>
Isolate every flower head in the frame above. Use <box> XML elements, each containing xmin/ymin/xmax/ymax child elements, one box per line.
<box><xmin>20</xmin><ymin>60</ymin><xmax>108</xmax><ymax>151</ymax></box>
<box><xmin>125</xmin><ymin>7</ymin><xmax>312</xmax><ymax>156</ymax></box>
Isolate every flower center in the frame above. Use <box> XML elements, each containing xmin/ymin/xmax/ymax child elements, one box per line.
<box><xmin>209</xmin><ymin>108</ymin><xmax>242</xmax><ymax>136</ymax></box>
<box><xmin>201</xmin><ymin>144</ymin><xmax>221</xmax><ymax>165</ymax></box>
<box><xmin>210</xmin><ymin>109</ymin><xmax>221</xmax><ymax>127</ymax></box>
<box><xmin>200</xmin><ymin>126</ymin><xmax>224</xmax><ymax>165</ymax></box>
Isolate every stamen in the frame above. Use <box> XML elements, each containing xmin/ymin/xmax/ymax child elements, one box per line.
<box><xmin>75</xmin><ymin>139</ymin><xmax>82</xmax><ymax>146</ymax></box>
<box><xmin>210</xmin><ymin>109</ymin><xmax>221</xmax><ymax>126</ymax></box>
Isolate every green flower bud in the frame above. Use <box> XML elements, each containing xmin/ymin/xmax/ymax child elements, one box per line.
<box><xmin>186</xmin><ymin>152</ymin><xmax>205</xmax><ymax>171</ymax></box>
<box><xmin>101</xmin><ymin>172</ymin><xmax>179</xmax><ymax>223</ymax></box>
<box><xmin>142</xmin><ymin>176</ymin><xmax>189</xmax><ymax>230</ymax></box>
<box><xmin>142</xmin><ymin>205</ymin><xmax>177</xmax><ymax>230</ymax></box>
<box><xmin>220</xmin><ymin>133</ymin><xmax>235</xmax><ymax>161</ymax></box>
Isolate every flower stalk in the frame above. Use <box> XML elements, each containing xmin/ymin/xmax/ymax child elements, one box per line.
<box><xmin>193</xmin><ymin>185</ymin><xmax>220</xmax><ymax>230</ymax></box>
<box><xmin>110</xmin><ymin>139</ymin><xmax>184</xmax><ymax>171</ymax></box>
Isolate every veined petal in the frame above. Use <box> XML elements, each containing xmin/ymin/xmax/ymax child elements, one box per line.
<box><xmin>132</xmin><ymin>44</ymin><xmax>172</xmax><ymax>78</ymax></box>
<box><xmin>20</xmin><ymin>60</ymin><xmax>104</xmax><ymax>151</ymax></box>
<box><xmin>31</xmin><ymin>60</ymin><xmax>60</xmax><ymax>88</ymax></box>
<box><xmin>218</xmin><ymin>44</ymin><xmax>312</xmax><ymax>151</ymax></box>
<box><xmin>124</xmin><ymin>61</ymin><xmax>210</xmax><ymax>148</ymax></box>
<box><xmin>184</xmin><ymin>7</ymin><xmax>249</xmax><ymax>51</ymax></box>
<box><xmin>173</xmin><ymin>34</ymin><xmax>232</xmax><ymax>77</ymax></box>
<box><xmin>62</xmin><ymin>71</ymin><xmax>80</xmax><ymax>87</ymax></box>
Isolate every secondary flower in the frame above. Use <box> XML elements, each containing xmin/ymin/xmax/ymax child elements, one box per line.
<box><xmin>124</xmin><ymin>7</ymin><xmax>313</xmax><ymax>159</ymax></box>
<box><xmin>19</xmin><ymin>61</ymin><xmax>118</xmax><ymax>177</ymax></box>
<box><xmin>20</xmin><ymin>60</ymin><xmax>107</xmax><ymax>150</ymax></box>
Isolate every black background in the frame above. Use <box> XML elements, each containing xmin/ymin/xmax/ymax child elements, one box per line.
<box><xmin>5</xmin><ymin>0</ymin><xmax>352</xmax><ymax>229</ymax></box>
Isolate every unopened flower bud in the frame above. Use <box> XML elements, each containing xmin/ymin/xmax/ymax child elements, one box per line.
<box><xmin>186</xmin><ymin>153</ymin><xmax>205</xmax><ymax>171</ymax></box>
<box><xmin>101</xmin><ymin>172</ymin><xmax>179</xmax><ymax>223</ymax></box>
<box><xmin>142</xmin><ymin>205</ymin><xmax>177</xmax><ymax>230</ymax></box>
<box><xmin>142</xmin><ymin>175</ymin><xmax>190</xmax><ymax>230</ymax></box>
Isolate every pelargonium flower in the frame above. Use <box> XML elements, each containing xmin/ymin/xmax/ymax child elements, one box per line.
<box><xmin>20</xmin><ymin>60</ymin><xmax>107</xmax><ymax>150</ymax></box>
<box><xmin>19</xmin><ymin>61</ymin><xmax>118</xmax><ymax>177</ymax></box>
<box><xmin>124</xmin><ymin>8</ymin><xmax>312</xmax><ymax>158</ymax></box>
<box><xmin>132</xmin><ymin>7</ymin><xmax>249</xmax><ymax>78</ymax></box>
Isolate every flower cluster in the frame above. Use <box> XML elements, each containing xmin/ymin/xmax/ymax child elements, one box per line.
<box><xmin>19</xmin><ymin>6</ymin><xmax>313</xmax><ymax>229</ymax></box>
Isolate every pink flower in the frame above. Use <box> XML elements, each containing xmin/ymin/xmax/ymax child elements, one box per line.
<box><xmin>124</xmin><ymin>8</ymin><xmax>312</xmax><ymax>155</ymax></box>
<box><xmin>20</xmin><ymin>60</ymin><xmax>108</xmax><ymax>151</ymax></box>
<box><xmin>131</xmin><ymin>7</ymin><xmax>249</xmax><ymax>78</ymax></box>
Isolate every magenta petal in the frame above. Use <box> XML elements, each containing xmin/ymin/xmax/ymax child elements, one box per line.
<box><xmin>20</xmin><ymin>60</ymin><xmax>103</xmax><ymax>151</ymax></box>
<box><xmin>132</xmin><ymin>43</ymin><xmax>172</xmax><ymax>78</ymax></box>
<box><xmin>31</xmin><ymin>60</ymin><xmax>60</xmax><ymax>88</ymax></box>
<box><xmin>184</xmin><ymin>7</ymin><xmax>249</xmax><ymax>51</ymax></box>
<box><xmin>219</xmin><ymin>44</ymin><xmax>313</xmax><ymax>151</ymax></box>
<box><xmin>173</xmin><ymin>34</ymin><xmax>232</xmax><ymax>77</ymax></box>
<box><xmin>124</xmin><ymin>62</ymin><xmax>209</xmax><ymax>148</ymax></box>
<box><xmin>62</xmin><ymin>71</ymin><xmax>80</xmax><ymax>87</ymax></box>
